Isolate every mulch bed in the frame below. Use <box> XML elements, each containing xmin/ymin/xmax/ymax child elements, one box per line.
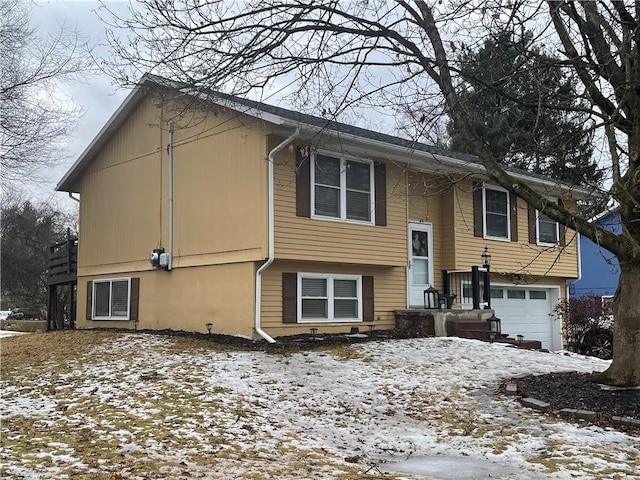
<box><xmin>506</xmin><ymin>371</ymin><xmax>640</xmax><ymax>428</ymax></box>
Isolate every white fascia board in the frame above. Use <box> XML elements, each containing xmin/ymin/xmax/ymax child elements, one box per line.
<box><xmin>278</xmin><ymin>119</ymin><xmax>589</xmax><ymax>197</ymax></box>
<box><xmin>172</xmin><ymin>83</ymin><xmax>287</xmax><ymax>127</ymax></box>
<box><xmin>214</xmin><ymin>99</ymin><xmax>286</xmax><ymax>127</ymax></box>
<box><xmin>350</xmin><ymin>132</ymin><xmax>591</xmax><ymax>198</ymax></box>
<box><xmin>279</xmin><ymin>119</ymin><xmax>482</xmax><ymax>172</ymax></box>
<box><xmin>506</xmin><ymin>171</ymin><xmax>593</xmax><ymax>199</ymax></box>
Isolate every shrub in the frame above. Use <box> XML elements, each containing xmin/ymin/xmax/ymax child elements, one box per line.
<box><xmin>554</xmin><ymin>295</ymin><xmax>613</xmax><ymax>347</ymax></box>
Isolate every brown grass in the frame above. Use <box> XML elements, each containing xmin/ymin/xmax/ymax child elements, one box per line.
<box><xmin>1</xmin><ymin>330</ymin><xmax>121</xmax><ymax>375</ymax></box>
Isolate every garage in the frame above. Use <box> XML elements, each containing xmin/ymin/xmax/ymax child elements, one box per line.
<box><xmin>490</xmin><ymin>285</ymin><xmax>561</xmax><ymax>351</ymax></box>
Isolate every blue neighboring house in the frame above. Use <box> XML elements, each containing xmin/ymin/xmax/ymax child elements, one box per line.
<box><xmin>570</xmin><ymin>209</ymin><xmax>621</xmax><ymax>299</ymax></box>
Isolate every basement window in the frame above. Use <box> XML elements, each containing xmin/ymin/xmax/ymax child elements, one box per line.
<box><xmin>93</xmin><ymin>278</ymin><xmax>131</xmax><ymax>320</ymax></box>
<box><xmin>298</xmin><ymin>273</ymin><xmax>362</xmax><ymax>322</ymax></box>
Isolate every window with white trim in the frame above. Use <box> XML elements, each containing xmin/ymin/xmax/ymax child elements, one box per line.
<box><xmin>93</xmin><ymin>278</ymin><xmax>131</xmax><ymax>320</ymax></box>
<box><xmin>483</xmin><ymin>187</ymin><xmax>510</xmax><ymax>239</ymax></box>
<box><xmin>312</xmin><ymin>153</ymin><xmax>373</xmax><ymax>223</ymax></box>
<box><xmin>298</xmin><ymin>273</ymin><xmax>362</xmax><ymax>322</ymax></box>
<box><xmin>601</xmin><ymin>295</ymin><xmax>614</xmax><ymax>316</ymax></box>
<box><xmin>537</xmin><ymin>204</ymin><xmax>560</xmax><ymax>245</ymax></box>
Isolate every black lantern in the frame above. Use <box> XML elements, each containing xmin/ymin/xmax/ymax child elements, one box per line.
<box><xmin>481</xmin><ymin>245</ymin><xmax>491</xmax><ymax>269</ymax></box>
<box><xmin>438</xmin><ymin>296</ymin><xmax>447</xmax><ymax>310</ymax></box>
<box><xmin>487</xmin><ymin>314</ymin><xmax>501</xmax><ymax>334</ymax></box>
<box><xmin>424</xmin><ymin>286</ymin><xmax>439</xmax><ymax>309</ymax></box>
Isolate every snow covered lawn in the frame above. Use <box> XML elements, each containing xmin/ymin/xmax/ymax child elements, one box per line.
<box><xmin>1</xmin><ymin>331</ymin><xmax>638</xmax><ymax>479</ymax></box>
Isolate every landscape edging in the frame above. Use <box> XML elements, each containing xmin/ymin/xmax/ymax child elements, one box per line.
<box><xmin>505</xmin><ymin>382</ymin><xmax>640</xmax><ymax>431</ymax></box>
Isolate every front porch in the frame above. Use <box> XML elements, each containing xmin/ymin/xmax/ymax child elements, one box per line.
<box><xmin>394</xmin><ymin>308</ymin><xmax>543</xmax><ymax>349</ymax></box>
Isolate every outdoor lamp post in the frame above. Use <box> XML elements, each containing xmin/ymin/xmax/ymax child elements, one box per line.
<box><xmin>424</xmin><ymin>286</ymin><xmax>439</xmax><ymax>309</ymax></box>
<box><xmin>205</xmin><ymin>322</ymin><xmax>213</xmax><ymax>335</ymax></box>
<box><xmin>487</xmin><ymin>313</ymin><xmax>501</xmax><ymax>336</ymax></box>
<box><xmin>481</xmin><ymin>245</ymin><xmax>492</xmax><ymax>309</ymax></box>
<box><xmin>481</xmin><ymin>245</ymin><xmax>491</xmax><ymax>269</ymax></box>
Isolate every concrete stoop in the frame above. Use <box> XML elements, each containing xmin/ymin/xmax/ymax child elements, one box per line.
<box><xmin>394</xmin><ymin>309</ymin><xmax>543</xmax><ymax>350</ymax></box>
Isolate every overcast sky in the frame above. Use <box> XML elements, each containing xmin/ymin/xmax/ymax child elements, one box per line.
<box><xmin>25</xmin><ymin>0</ymin><xmax>400</xmax><ymax>213</ymax></box>
<box><xmin>26</xmin><ymin>0</ymin><xmax>130</xmax><ymax>209</ymax></box>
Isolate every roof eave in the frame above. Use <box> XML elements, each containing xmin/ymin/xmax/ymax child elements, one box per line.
<box><xmin>276</xmin><ymin>118</ymin><xmax>591</xmax><ymax>199</ymax></box>
<box><xmin>57</xmin><ymin>74</ymin><xmax>593</xmax><ymax>201</ymax></box>
<box><xmin>55</xmin><ymin>82</ymin><xmax>150</xmax><ymax>193</ymax></box>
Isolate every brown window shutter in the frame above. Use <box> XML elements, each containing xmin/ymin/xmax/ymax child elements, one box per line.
<box><xmin>473</xmin><ymin>182</ymin><xmax>483</xmax><ymax>237</ymax></box>
<box><xmin>509</xmin><ymin>192</ymin><xmax>518</xmax><ymax>242</ymax></box>
<box><xmin>362</xmin><ymin>275</ymin><xmax>374</xmax><ymax>322</ymax></box>
<box><xmin>558</xmin><ymin>198</ymin><xmax>567</xmax><ymax>246</ymax></box>
<box><xmin>130</xmin><ymin>277</ymin><xmax>140</xmax><ymax>321</ymax></box>
<box><xmin>86</xmin><ymin>280</ymin><xmax>93</xmax><ymax>320</ymax></box>
<box><xmin>295</xmin><ymin>146</ymin><xmax>311</xmax><ymax>217</ymax></box>
<box><xmin>528</xmin><ymin>204</ymin><xmax>537</xmax><ymax>244</ymax></box>
<box><xmin>374</xmin><ymin>162</ymin><xmax>387</xmax><ymax>226</ymax></box>
<box><xmin>282</xmin><ymin>273</ymin><xmax>297</xmax><ymax>323</ymax></box>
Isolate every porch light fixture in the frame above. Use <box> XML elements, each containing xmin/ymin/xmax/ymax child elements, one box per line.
<box><xmin>438</xmin><ymin>296</ymin><xmax>447</xmax><ymax>310</ymax></box>
<box><xmin>206</xmin><ymin>322</ymin><xmax>213</xmax><ymax>335</ymax></box>
<box><xmin>481</xmin><ymin>245</ymin><xmax>491</xmax><ymax>269</ymax></box>
<box><xmin>487</xmin><ymin>313</ymin><xmax>501</xmax><ymax>335</ymax></box>
<box><xmin>424</xmin><ymin>286</ymin><xmax>439</xmax><ymax>309</ymax></box>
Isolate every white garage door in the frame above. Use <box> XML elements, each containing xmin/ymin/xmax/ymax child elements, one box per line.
<box><xmin>490</xmin><ymin>286</ymin><xmax>559</xmax><ymax>351</ymax></box>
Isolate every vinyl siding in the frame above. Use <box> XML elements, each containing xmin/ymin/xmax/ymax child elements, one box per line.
<box><xmin>439</xmin><ymin>187</ymin><xmax>457</xmax><ymax>274</ymax></box>
<box><xmin>452</xmin><ymin>179</ymin><xmax>579</xmax><ymax>278</ymax></box>
<box><xmin>407</xmin><ymin>172</ymin><xmax>453</xmax><ymax>292</ymax></box>
<box><xmin>260</xmin><ymin>260</ymin><xmax>405</xmax><ymax>336</ymax></box>
<box><xmin>77</xmin><ymin>94</ymin><xmax>268</xmax><ymax>276</ymax></box>
<box><xmin>272</xmin><ymin>146</ymin><xmax>407</xmax><ymax>266</ymax></box>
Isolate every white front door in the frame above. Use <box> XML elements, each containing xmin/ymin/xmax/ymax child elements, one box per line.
<box><xmin>408</xmin><ymin>223</ymin><xmax>434</xmax><ymax>307</ymax></box>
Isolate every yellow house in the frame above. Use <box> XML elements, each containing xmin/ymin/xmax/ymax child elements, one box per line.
<box><xmin>56</xmin><ymin>75</ymin><xmax>586</xmax><ymax>350</ymax></box>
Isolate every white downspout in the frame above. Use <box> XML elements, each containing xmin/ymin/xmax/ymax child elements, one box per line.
<box><xmin>68</xmin><ymin>192</ymin><xmax>80</xmax><ymax>203</ymax></box>
<box><xmin>167</xmin><ymin>122</ymin><xmax>174</xmax><ymax>271</ymax></box>
<box><xmin>254</xmin><ymin>128</ymin><xmax>300</xmax><ymax>343</ymax></box>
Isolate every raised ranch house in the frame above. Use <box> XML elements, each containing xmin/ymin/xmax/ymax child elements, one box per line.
<box><xmin>56</xmin><ymin>75</ymin><xmax>589</xmax><ymax>350</ymax></box>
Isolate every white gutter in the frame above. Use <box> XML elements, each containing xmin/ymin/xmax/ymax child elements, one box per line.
<box><xmin>254</xmin><ymin>128</ymin><xmax>300</xmax><ymax>343</ymax></box>
<box><xmin>167</xmin><ymin>122</ymin><xmax>174</xmax><ymax>271</ymax></box>
<box><xmin>276</xmin><ymin>119</ymin><xmax>592</xmax><ymax>198</ymax></box>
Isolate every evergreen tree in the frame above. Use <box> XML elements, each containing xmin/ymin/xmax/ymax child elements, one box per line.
<box><xmin>447</xmin><ymin>30</ymin><xmax>602</xmax><ymax>188</ymax></box>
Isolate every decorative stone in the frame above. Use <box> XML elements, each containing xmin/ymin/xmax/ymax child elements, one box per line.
<box><xmin>575</xmin><ymin>410</ymin><xmax>597</xmax><ymax>421</ymax></box>
<box><xmin>505</xmin><ymin>384</ymin><xmax>518</xmax><ymax>396</ymax></box>
<box><xmin>559</xmin><ymin>408</ymin><xmax>577</xmax><ymax>418</ymax></box>
<box><xmin>521</xmin><ymin>397</ymin><xmax>550</xmax><ymax>411</ymax></box>
<box><xmin>611</xmin><ymin>416</ymin><xmax>626</xmax><ymax>426</ymax></box>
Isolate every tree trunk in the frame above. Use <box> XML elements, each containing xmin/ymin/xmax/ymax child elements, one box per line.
<box><xmin>593</xmin><ymin>260</ymin><xmax>640</xmax><ymax>386</ymax></box>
